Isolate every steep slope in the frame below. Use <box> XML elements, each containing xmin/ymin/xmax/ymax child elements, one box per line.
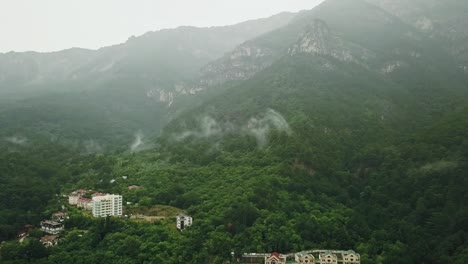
<box><xmin>190</xmin><ymin>0</ymin><xmax>467</xmax><ymax>103</ymax></box>
<box><xmin>149</xmin><ymin>1</ymin><xmax>468</xmax><ymax>262</ymax></box>
<box><xmin>167</xmin><ymin>0</ymin><xmax>468</xmax><ymax>141</ymax></box>
<box><xmin>367</xmin><ymin>0</ymin><xmax>468</xmax><ymax>72</ymax></box>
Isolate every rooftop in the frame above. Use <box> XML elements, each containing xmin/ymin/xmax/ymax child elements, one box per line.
<box><xmin>40</xmin><ymin>235</ymin><xmax>58</xmax><ymax>242</ymax></box>
<box><xmin>41</xmin><ymin>220</ymin><xmax>63</xmax><ymax>226</ymax></box>
<box><xmin>78</xmin><ymin>198</ymin><xmax>92</xmax><ymax>203</ymax></box>
<box><xmin>92</xmin><ymin>192</ymin><xmax>107</xmax><ymax>197</ymax></box>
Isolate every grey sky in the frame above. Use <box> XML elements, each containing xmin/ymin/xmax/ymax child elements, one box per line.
<box><xmin>0</xmin><ymin>0</ymin><xmax>325</xmax><ymax>53</ymax></box>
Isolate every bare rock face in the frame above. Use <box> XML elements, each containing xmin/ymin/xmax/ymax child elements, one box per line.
<box><xmin>289</xmin><ymin>20</ymin><xmax>333</xmax><ymax>56</ymax></box>
<box><xmin>198</xmin><ymin>43</ymin><xmax>276</xmax><ymax>87</ymax></box>
<box><xmin>289</xmin><ymin>20</ymin><xmax>374</xmax><ymax>66</ymax></box>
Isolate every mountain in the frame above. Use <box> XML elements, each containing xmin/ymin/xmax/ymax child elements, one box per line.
<box><xmin>0</xmin><ymin>12</ymin><xmax>296</xmax><ymax>151</ymax></box>
<box><xmin>150</xmin><ymin>0</ymin><xmax>468</xmax><ymax>262</ymax></box>
<box><xmin>1</xmin><ymin>1</ymin><xmax>468</xmax><ymax>263</ymax></box>
<box><xmin>0</xmin><ymin>12</ymin><xmax>295</xmax><ymax>98</ymax></box>
<box><xmin>367</xmin><ymin>0</ymin><xmax>468</xmax><ymax>72</ymax></box>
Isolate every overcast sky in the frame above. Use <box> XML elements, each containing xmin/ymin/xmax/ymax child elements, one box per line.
<box><xmin>0</xmin><ymin>0</ymin><xmax>325</xmax><ymax>53</ymax></box>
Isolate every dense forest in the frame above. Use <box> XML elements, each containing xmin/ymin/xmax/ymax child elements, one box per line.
<box><xmin>1</xmin><ymin>0</ymin><xmax>468</xmax><ymax>263</ymax></box>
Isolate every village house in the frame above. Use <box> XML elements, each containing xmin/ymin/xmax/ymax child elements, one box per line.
<box><xmin>68</xmin><ymin>192</ymin><xmax>80</xmax><ymax>205</ymax></box>
<box><xmin>128</xmin><ymin>185</ymin><xmax>140</xmax><ymax>190</ymax></box>
<box><xmin>77</xmin><ymin>197</ymin><xmax>93</xmax><ymax>210</ymax></box>
<box><xmin>40</xmin><ymin>235</ymin><xmax>59</xmax><ymax>247</ymax></box>
<box><xmin>319</xmin><ymin>252</ymin><xmax>338</xmax><ymax>264</ymax></box>
<box><xmin>176</xmin><ymin>213</ymin><xmax>193</xmax><ymax>231</ymax></box>
<box><xmin>68</xmin><ymin>189</ymin><xmax>87</xmax><ymax>205</ymax></box>
<box><xmin>265</xmin><ymin>252</ymin><xmax>287</xmax><ymax>264</ymax></box>
<box><xmin>342</xmin><ymin>251</ymin><xmax>360</xmax><ymax>264</ymax></box>
<box><xmin>52</xmin><ymin>212</ymin><xmax>68</xmax><ymax>222</ymax></box>
<box><xmin>40</xmin><ymin>220</ymin><xmax>64</xmax><ymax>234</ymax></box>
<box><xmin>295</xmin><ymin>252</ymin><xmax>315</xmax><ymax>263</ymax></box>
<box><xmin>17</xmin><ymin>224</ymin><xmax>33</xmax><ymax>239</ymax></box>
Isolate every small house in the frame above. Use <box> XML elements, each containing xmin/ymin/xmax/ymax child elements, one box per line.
<box><xmin>52</xmin><ymin>212</ymin><xmax>68</xmax><ymax>222</ymax></box>
<box><xmin>77</xmin><ymin>198</ymin><xmax>93</xmax><ymax>210</ymax></box>
<box><xmin>265</xmin><ymin>252</ymin><xmax>287</xmax><ymax>264</ymax></box>
<box><xmin>176</xmin><ymin>213</ymin><xmax>193</xmax><ymax>231</ymax></box>
<box><xmin>40</xmin><ymin>235</ymin><xmax>59</xmax><ymax>247</ymax></box>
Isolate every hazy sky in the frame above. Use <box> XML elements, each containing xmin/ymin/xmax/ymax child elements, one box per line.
<box><xmin>0</xmin><ymin>0</ymin><xmax>325</xmax><ymax>53</ymax></box>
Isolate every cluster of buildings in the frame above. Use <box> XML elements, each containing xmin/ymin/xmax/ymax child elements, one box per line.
<box><xmin>241</xmin><ymin>250</ymin><xmax>360</xmax><ymax>264</ymax></box>
<box><xmin>38</xmin><ymin>212</ymin><xmax>68</xmax><ymax>247</ymax></box>
<box><xmin>68</xmin><ymin>190</ymin><xmax>123</xmax><ymax>217</ymax></box>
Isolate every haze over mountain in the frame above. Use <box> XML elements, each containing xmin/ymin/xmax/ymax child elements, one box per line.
<box><xmin>0</xmin><ymin>0</ymin><xmax>467</xmax><ymax>263</ymax></box>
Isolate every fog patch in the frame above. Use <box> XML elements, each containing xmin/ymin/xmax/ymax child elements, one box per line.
<box><xmin>174</xmin><ymin>108</ymin><xmax>291</xmax><ymax>148</ymax></box>
<box><xmin>83</xmin><ymin>139</ymin><xmax>104</xmax><ymax>154</ymax></box>
<box><xmin>130</xmin><ymin>130</ymin><xmax>153</xmax><ymax>153</ymax></box>
<box><xmin>245</xmin><ymin>109</ymin><xmax>292</xmax><ymax>147</ymax></box>
<box><xmin>5</xmin><ymin>136</ymin><xmax>28</xmax><ymax>145</ymax></box>
<box><xmin>420</xmin><ymin>160</ymin><xmax>458</xmax><ymax>173</ymax></box>
<box><xmin>175</xmin><ymin>116</ymin><xmax>223</xmax><ymax>141</ymax></box>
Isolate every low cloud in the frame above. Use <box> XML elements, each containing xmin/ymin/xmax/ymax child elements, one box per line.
<box><xmin>5</xmin><ymin>136</ymin><xmax>28</xmax><ymax>145</ymax></box>
<box><xmin>130</xmin><ymin>130</ymin><xmax>153</xmax><ymax>153</ymax></box>
<box><xmin>83</xmin><ymin>139</ymin><xmax>104</xmax><ymax>154</ymax></box>
<box><xmin>245</xmin><ymin>109</ymin><xmax>292</xmax><ymax>147</ymax></box>
<box><xmin>174</xmin><ymin>108</ymin><xmax>291</xmax><ymax>148</ymax></box>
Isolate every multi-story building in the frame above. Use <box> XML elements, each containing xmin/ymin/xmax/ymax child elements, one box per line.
<box><xmin>176</xmin><ymin>213</ymin><xmax>193</xmax><ymax>231</ymax></box>
<box><xmin>92</xmin><ymin>194</ymin><xmax>122</xmax><ymax>217</ymax></box>
<box><xmin>40</xmin><ymin>220</ymin><xmax>64</xmax><ymax>234</ymax></box>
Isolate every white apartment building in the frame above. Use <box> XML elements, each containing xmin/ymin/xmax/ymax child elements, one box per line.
<box><xmin>92</xmin><ymin>194</ymin><xmax>123</xmax><ymax>217</ymax></box>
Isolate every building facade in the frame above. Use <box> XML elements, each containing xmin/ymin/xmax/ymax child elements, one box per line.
<box><xmin>307</xmin><ymin>250</ymin><xmax>360</xmax><ymax>264</ymax></box>
<box><xmin>265</xmin><ymin>252</ymin><xmax>287</xmax><ymax>264</ymax></box>
<box><xmin>319</xmin><ymin>252</ymin><xmax>338</xmax><ymax>264</ymax></box>
<box><xmin>40</xmin><ymin>220</ymin><xmax>64</xmax><ymax>234</ymax></box>
<box><xmin>77</xmin><ymin>198</ymin><xmax>93</xmax><ymax>210</ymax></box>
<box><xmin>295</xmin><ymin>252</ymin><xmax>315</xmax><ymax>263</ymax></box>
<box><xmin>92</xmin><ymin>194</ymin><xmax>123</xmax><ymax>217</ymax></box>
<box><xmin>176</xmin><ymin>213</ymin><xmax>193</xmax><ymax>231</ymax></box>
<box><xmin>68</xmin><ymin>189</ymin><xmax>87</xmax><ymax>205</ymax></box>
<box><xmin>239</xmin><ymin>250</ymin><xmax>360</xmax><ymax>264</ymax></box>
